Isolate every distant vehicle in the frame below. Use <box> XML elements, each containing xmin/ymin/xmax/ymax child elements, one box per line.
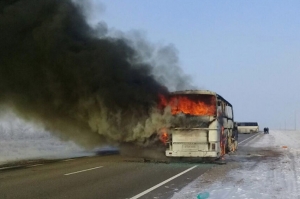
<box><xmin>158</xmin><ymin>90</ymin><xmax>235</xmax><ymax>159</ymax></box>
<box><xmin>264</xmin><ymin>127</ymin><xmax>269</xmax><ymax>134</ymax></box>
<box><xmin>237</xmin><ymin>122</ymin><xmax>259</xmax><ymax>134</ymax></box>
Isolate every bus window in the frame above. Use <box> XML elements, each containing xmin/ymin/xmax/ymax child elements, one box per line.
<box><xmin>226</xmin><ymin>106</ymin><xmax>233</xmax><ymax>119</ymax></box>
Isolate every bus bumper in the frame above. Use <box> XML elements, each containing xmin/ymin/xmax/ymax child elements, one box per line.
<box><xmin>165</xmin><ymin>150</ymin><xmax>219</xmax><ymax>158</ymax></box>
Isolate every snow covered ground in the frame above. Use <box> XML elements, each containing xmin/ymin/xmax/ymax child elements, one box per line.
<box><xmin>172</xmin><ymin>130</ymin><xmax>300</xmax><ymax>199</ymax></box>
<box><xmin>0</xmin><ymin>112</ymin><xmax>94</xmax><ymax>164</ymax></box>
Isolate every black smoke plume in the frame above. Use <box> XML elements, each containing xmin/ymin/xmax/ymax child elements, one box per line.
<box><xmin>0</xmin><ymin>0</ymin><xmax>171</xmax><ymax>148</ymax></box>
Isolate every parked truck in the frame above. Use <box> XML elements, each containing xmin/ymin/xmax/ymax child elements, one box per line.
<box><xmin>158</xmin><ymin>90</ymin><xmax>235</xmax><ymax>159</ymax></box>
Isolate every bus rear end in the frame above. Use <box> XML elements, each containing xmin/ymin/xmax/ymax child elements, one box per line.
<box><xmin>159</xmin><ymin>91</ymin><xmax>223</xmax><ymax>158</ymax></box>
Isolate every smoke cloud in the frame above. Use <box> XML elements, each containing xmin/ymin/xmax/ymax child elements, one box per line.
<box><xmin>107</xmin><ymin>30</ymin><xmax>195</xmax><ymax>92</ymax></box>
<box><xmin>0</xmin><ymin>0</ymin><xmax>192</xmax><ymax>148</ymax></box>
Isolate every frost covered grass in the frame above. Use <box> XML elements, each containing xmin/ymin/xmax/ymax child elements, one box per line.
<box><xmin>0</xmin><ymin>112</ymin><xmax>94</xmax><ymax>164</ymax></box>
<box><xmin>172</xmin><ymin>130</ymin><xmax>300</xmax><ymax>199</ymax></box>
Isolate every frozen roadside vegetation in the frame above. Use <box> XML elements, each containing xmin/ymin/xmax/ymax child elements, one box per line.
<box><xmin>0</xmin><ymin>112</ymin><xmax>95</xmax><ymax>165</ymax></box>
<box><xmin>172</xmin><ymin>130</ymin><xmax>300</xmax><ymax>199</ymax></box>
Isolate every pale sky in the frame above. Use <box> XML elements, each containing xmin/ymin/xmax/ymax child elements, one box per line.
<box><xmin>87</xmin><ymin>0</ymin><xmax>300</xmax><ymax>130</ymax></box>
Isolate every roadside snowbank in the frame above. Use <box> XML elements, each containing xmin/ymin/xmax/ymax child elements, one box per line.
<box><xmin>0</xmin><ymin>112</ymin><xmax>93</xmax><ymax>164</ymax></box>
<box><xmin>172</xmin><ymin>130</ymin><xmax>300</xmax><ymax>199</ymax></box>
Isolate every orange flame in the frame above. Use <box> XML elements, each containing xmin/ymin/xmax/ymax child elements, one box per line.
<box><xmin>159</xmin><ymin>94</ymin><xmax>216</xmax><ymax>116</ymax></box>
<box><xmin>159</xmin><ymin>128</ymin><xmax>169</xmax><ymax>145</ymax></box>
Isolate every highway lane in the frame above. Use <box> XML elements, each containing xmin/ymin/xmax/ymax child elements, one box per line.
<box><xmin>0</xmin><ymin>133</ymin><xmax>259</xmax><ymax>199</ymax></box>
<box><xmin>0</xmin><ymin>155</ymin><xmax>212</xmax><ymax>199</ymax></box>
<box><xmin>238</xmin><ymin>131</ymin><xmax>261</xmax><ymax>147</ymax></box>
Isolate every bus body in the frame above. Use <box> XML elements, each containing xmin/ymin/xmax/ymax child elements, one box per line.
<box><xmin>237</xmin><ymin>122</ymin><xmax>259</xmax><ymax>134</ymax></box>
<box><xmin>159</xmin><ymin>90</ymin><xmax>235</xmax><ymax>158</ymax></box>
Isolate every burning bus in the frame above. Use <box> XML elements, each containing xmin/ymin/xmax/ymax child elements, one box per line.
<box><xmin>158</xmin><ymin>90</ymin><xmax>235</xmax><ymax>159</ymax></box>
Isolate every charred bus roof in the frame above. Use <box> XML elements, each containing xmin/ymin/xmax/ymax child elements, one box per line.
<box><xmin>170</xmin><ymin>90</ymin><xmax>232</xmax><ymax>107</ymax></box>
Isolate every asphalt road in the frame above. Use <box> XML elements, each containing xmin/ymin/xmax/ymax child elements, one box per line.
<box><xmin>0</xmin><ymin>132</ymin><xmax>260</xmax><ymax>199</ymax></box>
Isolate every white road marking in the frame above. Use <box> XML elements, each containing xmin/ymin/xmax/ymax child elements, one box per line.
<box><xmin>0</xmin><ymin>166</ymin><xmax>21</xmax><ymax>170</ymax></box>
<box><xmin>27</xmin><ymin>164</ymin><xmax>43</xmax><ymax>168</ymax></box>
<box><xmin>129</xmin><ymin>165</ymin><xmax>197</xmax><ymax>199</ymax></box>
<box><xmin>64</xmin><ymin>166</ymin><xmax>103</xmax><ymax>176</ymax></box>
<box><xmin>239</xmin><ymin>133</ymin><xmax>260</xmax><ymax>144</ymax></box>
<box><xmin>63</xmin><ymin>159</ymin><xmax>75</xmax><ymax>162</ymax></box>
